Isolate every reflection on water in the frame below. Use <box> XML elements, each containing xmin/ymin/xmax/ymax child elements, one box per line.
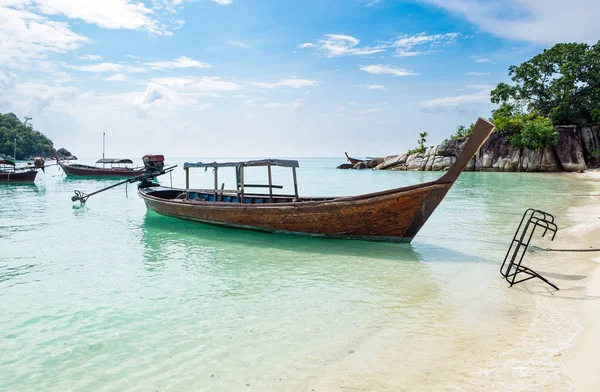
<box><xmin>0</xmin><ymin>160</ymin><xmax>593</xmax><ymax>391</ymax></box>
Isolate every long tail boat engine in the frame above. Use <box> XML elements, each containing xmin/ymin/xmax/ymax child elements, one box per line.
<box><xmin>142</xmin><ymin>154</ymin><xmax>165</xmax><ymax>173</ymax></box>
<box><xmin>33</xmin><ymin>157</ymin><xmax>45</xmax><ymax>172</ymax></box>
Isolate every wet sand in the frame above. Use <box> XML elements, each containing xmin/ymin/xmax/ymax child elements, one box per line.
<box><xmin>307</xmin><ymin>170</ymin><xmax>600</xmax><ymax>392</ymax></box>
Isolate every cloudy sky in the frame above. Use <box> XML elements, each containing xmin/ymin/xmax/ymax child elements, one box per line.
<box><xmin>0</xmin><ymin>0</ymin><xmax>598</xmax><ymax>158</ymax></box>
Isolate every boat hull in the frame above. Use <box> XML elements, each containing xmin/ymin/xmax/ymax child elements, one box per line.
<box><xmin>138</xmin><ymin>182</ymin><xmax>452</xmax><ymax>242</ymax></box>
<box><xmin>59</xmin><ymin>162</ymin><xmax>145</xmax><ymax>178</ymax></box>
<box><xmin>0</xmin><ymin>170</ymin><xmax>37</xmax><ymax>183</ymax></box>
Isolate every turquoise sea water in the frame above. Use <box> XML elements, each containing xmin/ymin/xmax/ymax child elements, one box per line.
<box><xmin>0</xmin><ymin>158</ymin><xmax>590</xmax><ymax>391</ymax></box>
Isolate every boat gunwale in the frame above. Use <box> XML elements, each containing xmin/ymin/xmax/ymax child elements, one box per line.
<box><xmin>138</xmin><ymin>179</ymin><xmax>451</xmax><ymax>209</ymax></box>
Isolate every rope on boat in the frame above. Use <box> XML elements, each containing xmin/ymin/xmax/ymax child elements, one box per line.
<box><xmin>530</xmin><ymin>245</ymin><xmax>600</xmax><ymax>252</ymax></box>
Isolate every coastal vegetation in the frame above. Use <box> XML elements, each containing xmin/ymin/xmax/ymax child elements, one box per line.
<box><xmin>408</xmin><ymin>132</ymin><xmax>428</xmax><ymax>155</ymax></box>
<box><xmin>0</xmin><ymin>113</ymin><xmax>53</xmax><ymax>159</ymax></box>
<box><xmin>452</xmin><ymin>41</ymin><xmax>600</xmax><ymax>151</ymax></box>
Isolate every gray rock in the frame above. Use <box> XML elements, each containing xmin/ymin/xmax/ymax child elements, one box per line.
<box><xmin>336</xmin><ymin>163</ymin><xmax>354</xmax><ymax>169</ymax></box>
<box><xmin>406</xmin><ymin>154</ymin><xmax>426</xmax><ymax>170</ymax></box>
<box><xmin>580</xmin><ymin>126</ymin><xmax>600</xmax><ymax>167</ymax></box>
<box><xmin>554</xmin><ymin>125</ymin><xmax>587</xmax><ymax>172</ymax></box>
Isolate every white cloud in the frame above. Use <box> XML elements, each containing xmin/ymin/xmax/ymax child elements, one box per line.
<box><xmin>263</xmin><ymin>99</ymin><xmax>305</xmax><ymax>112</ymax></box>
<box><xmin>146</xmin><ymin>56</ymin><xmax>211</xmax><ymax>70</ymax></box>
<box><xmin>467</xmin><ymin>71</ymin><xmax>491</xmax><ymax>76</ymax></box>
<box><xmin>299</xmin><ymin>32</ymin><xmax>461</xmax><ymax>58</ymax></box>
<box><xmin>360</xmin><ymin>65</ymin><xmax>419</xmax><ymax>77</ymax></box>
<box><xmin>227</xmin><ymin>41</ymin><xmax>249</xmax><ymax>49</ymax></box>
<box><xmin>33</xmin><ymin>0</ymin><xmax>166</xmax><ymax>35</ymax></box>
<box><xmin>150</xmin><ymin>76</ymin><xmax>241</xmax><ymax>92</ymax></box>
<box><xmin>392</xmin><ymin>32</ymin><xmax>460</xmax><ymax>57</ymax></box>
<box><xmin>367</xmin><ymin>84</ymin><xmax>387</xmax><ymax>90</ymax></box>
<box><xmin>264</xmin><ymin>102</ymin><xmax>284</xmax><ymax>108</ymax></box>
<box><xmin>0</xmin><ymin>6</ymin><xmax>89</xmax><ymax>65</ymax></box>
<box><xmin>104</xmin><ymin>73</ymin><xmax>128</xmax><ymax>82</ymax></box>
<box><xmin>395</xmin><ymin>49</ymin><xmax>436</xmax><ymax>57</ymax></box>
<box><xmin>360</xmin><ymin>108</ymin><xmax>381</xmax><ymax>114</ymax></box>
<box><xmin>251</xmin><ymin>78</ymin><xmax>317</xmax><ymax>89</ymax></box>
<box><xmin>418</xmin><ymin>0</ymin><xmax>600</xmax><ymax>45</ymax></box>
<box><xmin>420</xmin><ymin>84</ymin><xmax>492</xmax><ymax>108</ymax></box>
<box><xmin>79</xmin><ymin>54</ymin><xmax>102</xmax><ymax>61</ymax></box>
<box><xmin>393</xmin><ymin>32</ymin><xmax>459</xmax><ymax>48</ymax></box>
<box><xmin>8</xmin><ymin>80</ymin><xmax>79</xmax><ymax>115</ymax></box>
<box><xmin>365</xmin><ymin>0</ymin><xmax>383</xmax><ymax>6</ymax></box>
<box><xmin>211</xmin><ymin>0</ymin><xmax>232</xmax><ymax>4</ymax></box>
<box><xmin>303</xmin><ymin>34</ymin><xmax>386</xmax><ymax>58</ymax></box>
<box><xmin>66</xmin><ymin>62</ymin><xmax>145</xmax><ymax>73</ymax></box>
<box><xmin>473</xmin><ymin>57</ymin><xmax>492</xmax><ymax>63</ymax></box>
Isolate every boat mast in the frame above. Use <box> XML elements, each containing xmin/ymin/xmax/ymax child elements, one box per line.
<box><xmin>102</xmin><ymin>132</ymin><xmax>105</xmax><ymax>167</ymax></box>
<box><xmin>13</xmin><ymin>138</ymin><xmax>16</xmax><ymax>162</ymax></box>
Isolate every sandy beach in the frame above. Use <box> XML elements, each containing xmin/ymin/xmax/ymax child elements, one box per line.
<box><xmin>563</xmin><ymin>170</ymin><xmax>600</xmax><ymax>391</ymax></box>
<box><xmin>305</xmin><ymin>170</ymin><xmax>600</xmax><ymax>392</ymax></box>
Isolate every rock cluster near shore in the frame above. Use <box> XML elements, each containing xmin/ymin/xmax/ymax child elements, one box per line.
<box><xmin>339</xmin><ymin>125</ymin><xmax>600</xmax><ymax>173</ymax></box>
<box><xmin>55</xmin><ymin>147</ymin><xmax>77</xmax><ymax>160</ymax></box>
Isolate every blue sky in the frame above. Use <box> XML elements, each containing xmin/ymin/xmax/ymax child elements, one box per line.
<box><xmin>0</xmin><ymin>0</ymin><xmax>598</xmax><ymax>158</ymax></box>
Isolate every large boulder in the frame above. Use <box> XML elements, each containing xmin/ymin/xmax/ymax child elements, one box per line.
<box><xmin>375</xmin><ymin>154</ymin><xmax>408</xmax><ymax>170</ymax></box>
<box><xmin>56</xmin><ymin>147</ymin><xmax>77</xmax><ymax>160</ymax></box>
<box><xmin>437</xmin><ymin>138</ymin><xmax>465</xmax><ymax>157</ymax></box>
<box><xmin>521</xmin><ymin>147</ymin><xmax>561</xmax><ymax>172</ymax></box>
<box><xmin>553</xmin><ymin>125</ymin><xmax>586</xmax><ymax>172</ymax></box>
<box><xmin>580</xmin><ymin>125</ymin><xmax>600</xmax><ymax>168</ymax></box>
<box><xmin>406</xmin><ymin>153</ymin><xmax>427</xmax><ymax>170</ymax></box>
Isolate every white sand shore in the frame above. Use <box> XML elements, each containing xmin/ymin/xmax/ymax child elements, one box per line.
<box><xmin>563</xmin><ymin>170</ymin><xmax>600</xmax><ymax>391</ymax></box>
<box><xmin>305</xmin><ymin>170</ymin><xmax>600</xmax><ymax>392</ymax></box>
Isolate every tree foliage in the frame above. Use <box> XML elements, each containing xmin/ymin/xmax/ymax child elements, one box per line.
<box><xmin>408</xmin><ymin>132</ymin><xmax>428</xmax><ymax>155</ymax></box>
<box><xmin>450</xmin><ymin>123</ymin><xmax>474</xmax><ymax>140</ymax></box>
<box><xmin>490</xmin><ymin>105</ymin><xmax>559</xmax><ymax>151</ymax></box>
<box><xmin>490</xmin><ymin>42</ymin><xmax>600</xmax><ymax>125</ymax></box>
<box><xmin>0</xmin><ymin>113</ymin><xmax>54</xmax><ymax>159</ymax></box>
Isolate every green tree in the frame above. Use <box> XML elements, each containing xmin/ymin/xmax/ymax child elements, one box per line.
<box><xmin>451</xmin><ymin>123</ymin><xmax>474</xmax><ymax>140</ymax></box>
<box><xmin>408</xmin><ymin>132</ymin><xmax>428</xmax><ymax>155</ymax></box>
<box><xmin>490</xmin><ymin>42</ymin><xmax>600</xmax><ymax>125</ymax></box>
<box><xmin>490</xmin><ymin>106</ymin><xmax>559</xmax><ymax>150</ymax></box>
<box><xmin>0</xmin><ymin>113</ymin><xmax>54</xmax><ymax>159</ymax></box>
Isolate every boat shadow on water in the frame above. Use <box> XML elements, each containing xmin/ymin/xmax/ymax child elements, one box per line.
<box><xmin>140</xmin><ymin>211</ymin><xmax>487</xmax><ymax>265</ymax></box>
<box><xmin>141</xmin><ymin>211</ymin><xmax>416</xmax><ymax>260</ymax></box>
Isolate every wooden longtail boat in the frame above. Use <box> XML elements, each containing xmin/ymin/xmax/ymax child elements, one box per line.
<box><xmin>0</xmin><ymin>159</ymin><xmax>38</xmax><ymax>183</ymax></box>
<box><xmin>53</xmin><ymin>132</ymin><xmax>145</xmax><ymax>178</ymax></box>
<box><xmin>55</xmin><ymin>157</ymin><xmax>146</xmax><ymax>178</ymax></box>
<box><xmin>138</xmin><ymin>118</ymin><xmax>495</xmax><ymax>242</ymax></box>
<box><xmin>344</xmin><ymin>152</ymin><xmax>364</xmax><ymax>165</ymax></box>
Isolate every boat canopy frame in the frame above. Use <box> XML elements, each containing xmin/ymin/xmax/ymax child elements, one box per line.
<box><xmin>96</xmin><ymin>158</ymin><xmax>134</xmax><ymax>165</ymax></box>
<box><xmin>183</xmin><ymin>159</ymin><xmax>300</xmax><ymax>202</ymax></box>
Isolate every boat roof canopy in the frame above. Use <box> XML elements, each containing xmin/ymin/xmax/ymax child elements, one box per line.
<box><xmin>0</xmin><ymin>159</ymin><xmax>15</xmax><ymax>166</ymax></box>
<box><xmin>184</xmin><ymin>159</ymin><xmax>299</xmax><ymax>169</ymax></box>
<box><xmin>96</xmin><ymin>158</ymin><xmax>134</xmax><ymax>164</ymax></box>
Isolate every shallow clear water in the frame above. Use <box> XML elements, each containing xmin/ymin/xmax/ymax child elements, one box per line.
<box><xmin>0</xmin><ymin>158</ymin><xmax>590</xmax><ymax>391</ymax></box>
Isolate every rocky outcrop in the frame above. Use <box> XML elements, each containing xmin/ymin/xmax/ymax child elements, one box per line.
<box><xmin>56</xmin><ymin>147</ymin><xmax>77</xmax><ymax>160</ymax></box>
<box><xmin>339</xmin><ymin>125</ymin><xmax>600</xmax><ymax>172</ymax></box>
<box><xmin>580</xmin><ymin>125</ymin><xmax>600</xmax><ymax>167</ymax></box>
<box><xmin>554</xmin><ymin>126</ymin><xmax>586</xmax><ymax>172</ymax></box>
